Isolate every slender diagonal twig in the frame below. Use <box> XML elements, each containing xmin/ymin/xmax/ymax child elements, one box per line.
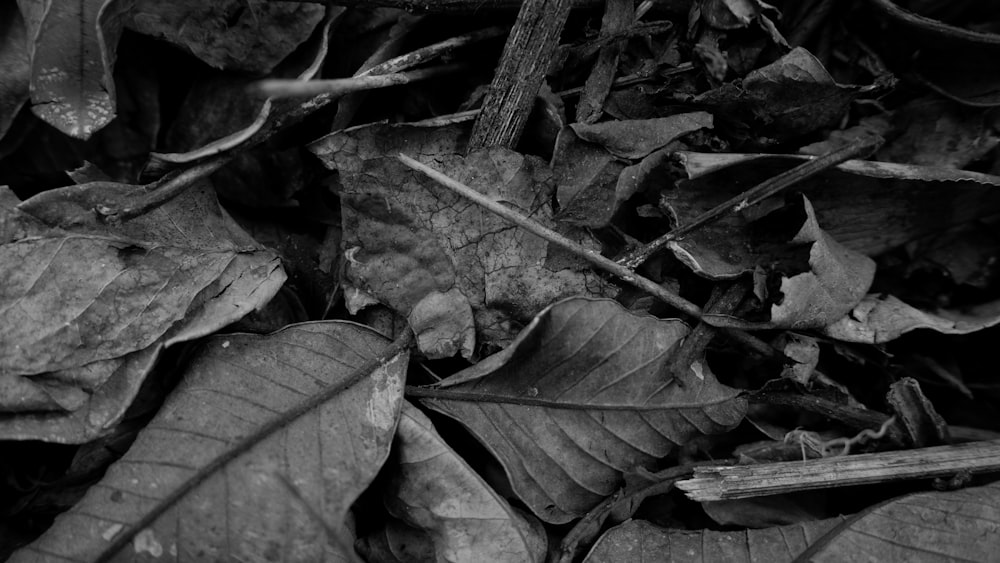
<box><xmin>615</xmin><ymin>137</ymin><xmax>882</xmax><ymax>270</ymax></box>
<box><xmin>397</xmin><ymin>153</ymin><xmax>776</xmax><ymax>358</ymax></box>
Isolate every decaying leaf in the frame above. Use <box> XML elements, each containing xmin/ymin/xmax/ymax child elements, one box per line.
<box><xmin>694</xmin><ymin>47</ymin><xmax>866</xmax><ymax>144</ymax></box>
<box><xmin>569</xmin><ymin>112</ymin><xmax>714</xmax><ymax>160</ymax></box>
<box><xmin>798</xmin><ymin>481</ymin><xmax>1000</xmax><ymax>562</ymax></box>
<box><xmin>9</xmin><ymin>322</ymin><xmax>409</xmax><ymax>562</ymax></box>
<box><xmin>126</xmin><ymin>0</ymin><xmax>326</xmax><ymax>73</ymax></box>
<box><xmin>822</xmin><ymin>293</ymin><xmax>1000</xmax><ymax>344</ymax></box>
<box><xmin>146</xmin><ymin>5</ymin><xmax>337</xmax><ymax>176</ymax></box>
<box><xmin>309</xmin><ymin>122</ymin><xmax>614</xmax><ymax>354</ymax></box>
<box><xmin>19</xmin><ymin>0</ymin><xmax>132</xmax><ymax>139</ymax></box>
<box><xmin>584</xmin><ymin>517</ymin><xmax>846</xmax><ymax>563</ymax></box>
<box><xmin>359</xmin><ymin>402</ymin><xmax>547</xmax><ymax>562</ymax></box>
<box><xmin>0</xmin><ymin>182</ymin><xmax>284</xmax><ymax>441</ymax></box>
<box><xmin>552</xmin><ymin>113</ymin><xmax>713</xmax><ymax>229</ymax></box>
<box><xmin>418</xmin><ymin>297</ymin><xmax>746</xmax><ymax>524</ymax></box>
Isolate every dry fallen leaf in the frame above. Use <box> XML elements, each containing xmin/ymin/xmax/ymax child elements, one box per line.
<box><xmin>9</xmin><ymin>322</ymin><xmax>409</xmax><ymax>562</ymax></box>
<box><xmin>0</xmin><ymin>181</ymin><xmax>284</xmax><ymax>441</ymax></box>
<box><xmin>359</xmin><ymin>402</ymin><xmax>547</xmax><ymax>562</ymax></box>
<box><xmin>418</xmin><ymin>297</ymin><xmax>746</xmax><ymax>523</ymax></box>
<box><xmin>309</xmin><ymin>121</ymin><xmax>614</xmax><ymax>354</ymax></box>
<box><xmin>798</xmin><ymin>481</ymin><xmax>1000</xmax><ymax>562</ymax></box>
<box><xmin>584</xmin><ymin>516</ymin><xmax>846</xmax><ymax>562</ymax></box>
<box><xmin>18</xmin><ymin>0</ymin><xmax>131</xmax><ymax>139</ymax></box>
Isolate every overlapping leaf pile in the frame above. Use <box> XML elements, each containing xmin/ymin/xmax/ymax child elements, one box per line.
<box><xmin>2</xmin><ymin>0</ymin><xmax>1000</xmax><ymax>562</ymax></box>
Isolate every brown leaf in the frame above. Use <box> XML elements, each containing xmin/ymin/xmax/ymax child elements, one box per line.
<box><xmin>0</xmin><ymin>2</ymin><xmax>30</xmax><ymax>142</ymax></box>
<box><xmin>20</xmin><ymin>0</ymin><xmax>132</xmax><ymax>139</ymax></box>
<box><xmin>0</xmin><ymin>182</ymin><xmax>284</xmax><ymax>441</ymax></box>
<box><xmin>126</xmin><ymin>0</ymin><xmax>326</xmax><ymax>73</ymax></box>
<box><xmin>585</xmin><ymin>517</ymin><xmax>846</xmax><ymax>563</ymax></box>
<box><xmin>418</xmin><ymin>297</ymin><xmax>746</xmax><ymax>523</ymax></box>
<box><xmin>694</xmin><ymin>48</ymin><xmax>863</xmax><ymax>143</ymax></box>
<box><xmin>146</xmin><ymin>6</ymin><xmax>337</xmax><ymax>176</ymax></box>
<box><xmin>798</xmin><ymin>482</ymin><xmax>1000</xmax><ymax>562</ymax></box>
<box><xmin>309</xmin><ymin>122</ymin><xmax>614</xmax><ymax>352</ymax></box>
<box><xmin>667</xmin><ymin>151</ymin><xmax>1000</xmax><ymax>272</ymax></box>
<box><xmin>569</xmin><ymin>112</ymin><xmax>713</xmax><ymax>160</ymax></box>
<box><xmin>362</xmin><ymin>402</ymin><xmax>547</xmax><ymax>562</ymax></box>
<box><xmin>9</xmin><ymin>322</ymin><xmax>409</xmax><ymax>562</ymax></box>
<box><xmin>821</xmin><ymin>293</ymin><xmax>1000</xmax><ymax>343</ymax></box>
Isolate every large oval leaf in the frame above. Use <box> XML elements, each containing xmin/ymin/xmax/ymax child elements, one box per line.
<box><xmin>10</xmin><ymin>322</ymin><xmax>409</xmax><ymax>562</ymax></box>
<box><xmin>417</xmin><ymin>297</ymin><xmax>747</xmax><ymax>523</ymax></box>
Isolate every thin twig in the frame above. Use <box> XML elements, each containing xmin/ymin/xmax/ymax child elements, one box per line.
<box><xmin>676</xmin><ymin>439</ymin><xmax>1000</xmax><ymax>501</ymax></box>
<box><xmin>397</xmin><ymin>153</ymin><xmax>776</xmax><ymax>358</ymax></box>
<box><xmin>93</xmin><ymin>329</ymin><xmax>414</xmax><ymax>562</ymax></box>
<box><xmin>254</xmin><ymin>64</ymin><xmax>466</xmax><ymax>98</ymax></box>
<box><xmin>363</xmin><ymin>26</ymin><xmax>508</xmax><ymax>77</ymax></box>
<box><xmin>95</xmin><ymin>156</ymin><xmax>232</xmax><ymax>223</ymax></box>
<box><xmin>615</xmin><ymin>138</ymin><xmax>882</xmax><ymax>270</ymax></box>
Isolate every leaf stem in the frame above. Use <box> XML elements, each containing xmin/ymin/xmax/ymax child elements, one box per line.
<box><xmin>93</xmin><ymin>328</ymin><xmax>414</xmax><ymax>562</ymax></box>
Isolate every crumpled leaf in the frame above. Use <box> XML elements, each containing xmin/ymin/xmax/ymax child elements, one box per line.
<box><xmin>666</xmin><ymin>151</ymin><xmax>1000</xmax><ymax>272</ymax></box>
<box><xmin>798</xmin><ymin>481</ymin><xmax>1000</xmax><ymax>562</ymax></box>
<box><xmin>766</xmin><ymin>196</ymin><xmax>876</xmax><ymax>329</ymax></box>
<box><xmin>584</xmin><ymin>517</ymin><xmax>846</xmax><ymax>563</ymax></box>
<box><xmin>127</xmin><ymin>0</ymin><xmax>325</xmax><ymax>73</ymax></box>
<box><xmin>9</xmin><ymin>322</ymin><xmax>409</xmax><ymax>562</ymax></box>
<box><xmin>309</xmin><ymin>122</ymin><xmax>614</xmax><ymax>353</ymax></box>
<box><xmin>821</xmin><ymin>293</ymin><xmax>1000</xmax><ymax>344</ymax></box>
<box><xmin>18</xmin><ymin>0</ymin><xmax>132</xmax><ymax>139</ymax></box>
<box><xmin>0</xmin><ymin>2</ymin><xmax>30</xmax><ymax>143</ymax></box>
<box><xmin>0</xmin><ymin>182</ymin><xmax>284</xmax><ymax>442</ymax></box>
<box><xmin>570</xmin><ymin>112</ymin><xmax>714</xmax><ymax>160</ymax></box>
<box><xmin>694</xmin><ymin>47</ymin><xmax>865</xmax><ymax>144</ymax></box>
<box><xmin>359</xmin><ymin>402</ymin><xmax>547</xmax><ymax>562</ymax></box>
<box><xmin>418</xmin><ymin>297</ymin><xmax>747</xmax><ymax>524</ymax></box>
<box><xmin>146</xmin><ymin>5</ymin><xmax>337</xmax><ymax>177</ymax></box>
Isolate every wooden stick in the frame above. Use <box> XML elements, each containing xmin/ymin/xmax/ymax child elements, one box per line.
<box><xmin>397</xmin><ymin>153</ymin><xmax>777</xmax><ymax>358</ymax></box>
<box><xmin>469</xmin><ymin>0</ymin><xmax>572</xmax><ymax>150</ymax></box>
<box><xmin>615</xmin><ymin>138</ymin><xmax>881</xmax><ymax>270</ymax></box>
<box><xmin>676</xmin><ymin>439</ymin><xmax>1000</xmax><ymax>501</ymax></box>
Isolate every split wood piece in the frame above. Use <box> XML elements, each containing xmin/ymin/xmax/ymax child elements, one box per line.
<box><xmin>615</xmin><ymin>137</ymin><xmax>882</xmax><ymax>270</ymax></box>
<box><xmin>397</xmin><ymin>153</ymin><xmax>776</xmax><ymax>359</ymax></box>
<box><xmin>576</xmin><ymin>0</ymin><xmax>633</xmax><ymax>124</ymax></box>
<box><xmin>469</xmin><ymin>0</ymin><xmax>572</xmax><ymax>150</ymax></box>
<box><xmin>676</xmin><ymin>438</ymin><xmax>1000</xmax><ymax>502</ymax></box>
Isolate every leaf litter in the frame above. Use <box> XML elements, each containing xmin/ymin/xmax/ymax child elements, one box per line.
<box><xmin>2</xmin><ymin>0</ymin><xmax>1000</xmax><ymax>561</ymax></box>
